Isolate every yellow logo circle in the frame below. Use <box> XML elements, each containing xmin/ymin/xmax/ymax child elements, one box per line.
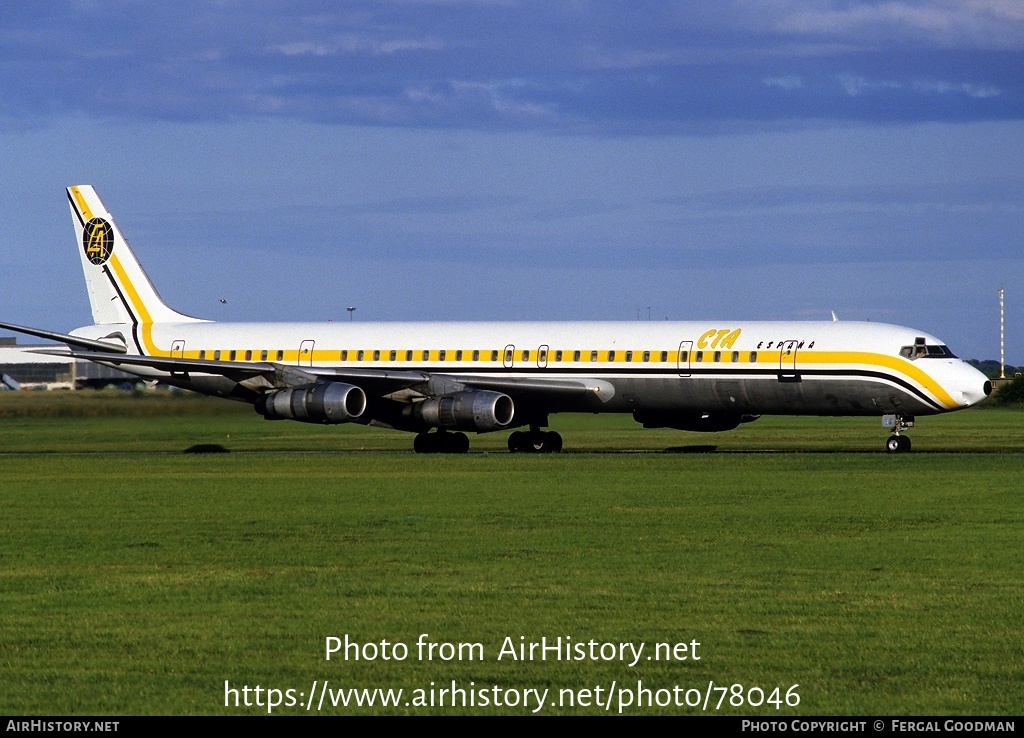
<box><xmin>83</xmin><ymin>218</ymin><xmax>114</xmax><ymax>265</ymax></box>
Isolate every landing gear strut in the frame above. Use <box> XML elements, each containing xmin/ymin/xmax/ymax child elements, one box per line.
<box><xmin>508</xmin><ymin>426</ymin><xmax>563</xmax><ymax>453</ymax></box>
<box><xmin>882</xmin><ymin>414</ymin><xmax>914</xmax><ymax>454</ymax></box>
<box><xmin>413</xmin><ymin>429</ymin><xmax>470</xmax><ymax>454</ymax></box>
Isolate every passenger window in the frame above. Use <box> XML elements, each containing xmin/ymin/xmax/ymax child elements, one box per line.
<box><xmin>491</xmin><ymin>350</ymin><xmax>498</xmax><ymax>361</ymax></box>
<box><xmin>260</xmin><ymin>350</ymin><xmax>268</xmax><ymax>361</ymax></box>
<box><xmin>199</xmin><ymin>350</ymin><xmax>206</xmax><ymax>360</ymax></box>
<box><xmin>229</xmin><ymin>350</ymin><xmax>236</xmax><ymax>361</ymax></box>
<box><xmin>695</xmin><ymin>351</ymin><xmax>703</xmax><ymax>362</ymax></box>
<box><xmin>625</xmin><ymin>351</ymin><xmax>633</xmax><ymax>362</ymax></box>
<box><xmin>749</xmin><ymin>351</ymin><xmax>757</xmax><ymax>362</ymax></box>
<box><xmin>590</xmin><ymin>350</ymin><xmax>598</xmax><ymax>362</ymax></box>
<box><xmin>406</xmin><ymin>350</ymin><xmax>412</xmax><ymax>361</ymax></box>
<box><xmin>389</xmin><ymin>350</ymin><xmax>397</xmax><ymax>361</ymax></box>
<box><xmin>245</xmin><ymin>350</ymin><xmax>252</xmax><ymax>361</ymax></box>
<box><xmin>680</xmin><ymin>350</ymin><xmax>688</xmax><ymax>362</ymax></box>
<box><xmin>555</xmin><ymin>350</ymin><xmax>563</xmax><ymax>361</ymax></box>
<box><xmin>357</xmin><ymin>350</ymin><xmax>364</xmax><ymax>361</ymax></box>
<box><xmin>573</xmin><ymin>350</ymin><xmax>581</xmax><ymax>362</ymax></box>
<box><xmin>608</xmin><ymin>350</ymin><xmax>615</xmax><ymax>361</ymax></box>
<box><xmin>472</xmin><ymin>350</ymin><xmax>480</xmax><ymax>361</ymax></box>
<box><xmin>456</xmin><ymin>350</ymin><xmax>463</xmax><ymax>361</ymax></box>
<box><xmin>522</xmin><ymin>350</ymin><xmax>530</xmax><ymax>361</ymax></box>
<box><xmin>341</xmin><ymin>350</ymin><xmax>348</xmax><ymax>361</ymax></box>
<box><xmin>214</xmin><ymin>350</ymin><xmax>221</xmax><ymax>361</ymax></box>
<box><xmin>642</xmin><ymin>351</ymin><xmax>650</xmax><ymax>362</ymax></box>
<box><xmin>505</xmin><ymin>348</ymin><xmax>513</xmax><ymax>362</ymax></box>
<box><xmin>439</xmin><ymin>350</ymin><xmax>446</xmax><ymax>361</ymax></box>
<box><xmin>731</xmin><ymin>351</ymin><xmax>739</xmax><ymax>362</ymax></box>
<box><xmin>713</xmin><ymin>351</ymin><xmax>721</xmax><ymax>362</ymax></box>
<box><xmin>660</xmin><ymin>351</ymin><xmax>668</xmax><ymax>362</ymax></box>
<box><xmin>276</xmin><ymin>350</ymin><xmax>284</xmax><ymax>361</ymax></box>
<box><xmin>423</xmin><ymin>350</ymin><xmax>430</xmax><ymax>361</ymax></box>
<box><xmin>539</xmin><ymin>349</ymin><xmax>547</xmax><ymax>362</ymax></box>
<box><xmin>373</xmin><ymin>350</ymin><xmax>380</xmax><ymax>361</ymax></box>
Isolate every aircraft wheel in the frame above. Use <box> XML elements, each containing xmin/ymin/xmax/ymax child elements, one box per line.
<box><xmin>545</xmin><ymin>431</ymin><xmax>563</xmax><ymax>453</ymax></box>
<box><xmin>527</xmin><ymin>433</ymin><xmax>547</xmax><ymax>453</ymax></box>
<box><xmin>508</xmin><ymin>431</ymin><xmax>525</xmax><ymax>453</ymax></box>
<box><xmin>885</xmin><ymin>435</ymin><xmax>911</xmax><ymax>454</ymax></box>
<box><xmin>414</xmin><ymin>432</ymin><xmax>433</xmax><ymax>454</ymax></box>
<box><xmin>450</xmin><ymin>432</ymin><xmax>470</xmax><ymax>454</ymax></box>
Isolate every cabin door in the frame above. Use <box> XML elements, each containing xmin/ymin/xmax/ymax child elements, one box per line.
<box><xmin>677</xmin><ymin>341</ymin><xmax>693</xmax><ymax>377</ymax></box>
<box><xmin>779</xmin><ymin>340</ymin><xmax>800</xmax><ymax>382</ymax></box>
<box><xmin>299</xmin><ymin>340</ymin><xmax>315</xmax><ymax>367</ymax></box>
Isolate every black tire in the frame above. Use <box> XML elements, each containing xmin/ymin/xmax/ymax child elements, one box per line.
<box><xmin>508</xmin><ymin>431</ymin><xmax>525</xmax><ymax>453</ymax></box>
<box><xmin>898</xmin><ymin>435</ymin><xmax>912</xmax><ymax>453</ymax></box>
<box><xmin>414</xmin><ymin>432</ymin><xmax>432</xmax><ymax>454</ymax></box>
<box><xmin>886</xmin><ymin>435</ymin><xmax>903</xmax><ymax>453</ymax></box>
<box><xmin>450</xmin><ymin>432</ymin><xmax>470</xmax><ymax>454</ymax></box>
<box><xmin>546</xmin><ymin>431</ymin><xmax>563</xmax><ymax>453</ymax></box>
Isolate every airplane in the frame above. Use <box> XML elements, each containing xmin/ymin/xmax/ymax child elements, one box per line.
<box><xmin>0</xmin><ymin>185</ymin><xmax>992</xmax><ymax>454</ymax></box>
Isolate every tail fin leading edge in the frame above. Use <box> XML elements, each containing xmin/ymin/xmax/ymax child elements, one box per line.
<box><xmin>67</xmin><ymin>186</ymin><xmax>201</xmax><ymax>339</ymax></box>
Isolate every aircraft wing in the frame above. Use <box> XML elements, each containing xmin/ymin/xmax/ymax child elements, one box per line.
<box><xmin>34</xmin><ymin>349</ymin><xmax>611</xmax><ymax>400</ymax></box>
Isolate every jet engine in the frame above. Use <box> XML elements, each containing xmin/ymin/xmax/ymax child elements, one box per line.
<box><xmin>406</xmin><ymin>390</ymin><xmax>514</xmax><ymax>432</ymax></box>
<box><xmin>633</xmin><ymin>411</ymin><xmax>760</xmax><ymax>433</ymax></box>
<box><xmin>259</xmin><ymin>382</ymin><xmax>367</xmax><ymax>424</ymax></box>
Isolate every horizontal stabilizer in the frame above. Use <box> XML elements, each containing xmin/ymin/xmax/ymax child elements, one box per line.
<box><xmin>0</xmin><ymin>321</ymin><xmax>128</xmax><ymax>353</ymax></box>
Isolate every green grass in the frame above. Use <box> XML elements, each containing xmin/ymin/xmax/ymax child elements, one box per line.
<box><xmin>1</xmin><ymin>393</ymin><xmax>1023</xmax><ymax>714</ymax></box>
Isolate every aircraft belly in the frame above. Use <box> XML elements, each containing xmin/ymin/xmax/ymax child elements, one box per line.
<box><xmin>603</xmin><ymin>374</ymin><xmax>938</xmax><ymax>417</ymax></box>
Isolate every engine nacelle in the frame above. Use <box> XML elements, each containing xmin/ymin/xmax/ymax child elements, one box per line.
<box><xmin>406</xmin><ymin>390</ymin><xmax>514</xmax><ymax>432</ymax></box>
<box><xmin>259</xmin><ymin>382</ymin><xmax>367</xmax><ymax>424</ymax></box>
<box><xmin>633</xmin><ymin>411</ymin><xmax>760</xmax><ymax>433</ymax></box>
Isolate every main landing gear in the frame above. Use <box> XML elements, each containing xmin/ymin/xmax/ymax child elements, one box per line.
<box><xmin>883</xmin><ymin>414</ymin><xmax>914</xmax><ymax>454</ymax></box>
<box><xmin>507</xmin><ymin>426</ymin><xmax>563</xmax><ymax>453</ymax></box>
<box><xmin>413</xmin><ymin>429</ymin><xmax>470</xmax><ymax>454</ymax></box>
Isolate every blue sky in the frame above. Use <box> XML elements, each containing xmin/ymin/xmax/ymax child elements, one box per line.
<box><xmin>2</xmin><ymin>1</ymin><xmax>1022</xmax><ymax>361</ymax></box>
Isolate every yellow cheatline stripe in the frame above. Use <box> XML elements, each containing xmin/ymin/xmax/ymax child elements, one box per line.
<box><xmin>70</xmin><ymin>186</ymin><xmax>93</xmax><ymax>220</ymax></box>
<box><xmin>107</xmin><ymin>253</ymin><xmax>165</xmax><ymax>356</ymax></box>
<box><xmin>804</xmin><ymin>351</ymin><xmax>957</xmax><ymax>409</ymax></box>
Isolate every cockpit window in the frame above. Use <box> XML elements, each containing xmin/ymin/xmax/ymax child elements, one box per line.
<box><xmin>900</xmin><ymin>344</ymin><xmax>957</xmax><ymax>359</ymax></box>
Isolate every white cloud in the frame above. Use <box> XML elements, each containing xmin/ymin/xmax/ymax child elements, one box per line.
<box><xmin>836</xmin><ymin>74</ymin><xmax>902</xmax><ymax>96</ymax></box>
<box><xmin>770</xmin><ymin>0</ymin><xmax>1024</xmax><ymax>50</ymax></box>
<box><xmin>914</xmin><ymin>79</ymin><xmax>1002</xmax><ymax>97</ymax></box>
<box><xmin>271</xmin><ymin>34</ymin><xmax>444</xmax><ymax>57</ymax></box>
<box><xmin>764</xmin><ymin>75</ymin><xmax>804</xmax><ymax>90</ymax></box>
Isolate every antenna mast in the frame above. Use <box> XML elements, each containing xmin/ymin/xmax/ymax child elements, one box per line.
<box><xmin>998</xmin><ymin>288</ymin><xmax>1006</xmax><ymax>380</ymax></box>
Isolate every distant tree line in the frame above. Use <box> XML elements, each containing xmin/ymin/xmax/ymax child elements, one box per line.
<box><xmin>966</xmin><ymin>359</ymin><xmax>1020</xmax><ymax>379</ymax></box>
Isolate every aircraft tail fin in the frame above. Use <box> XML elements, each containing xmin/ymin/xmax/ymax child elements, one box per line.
<box><xmin>67</xmin><ymin>185</ymin><xmax>201</xmax><ymax>327</ymax></box>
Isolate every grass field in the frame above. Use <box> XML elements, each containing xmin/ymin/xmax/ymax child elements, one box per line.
<box><xmin>2</xmin><ymin>391</ymin><xmax>1023</xmax><ymax>715</ymax></box>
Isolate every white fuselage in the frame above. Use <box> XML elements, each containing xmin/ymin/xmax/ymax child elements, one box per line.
<box><xmin>74</xmin><ymin>318</ymin><xmax>990</xmax><ymax>419</ymax></box>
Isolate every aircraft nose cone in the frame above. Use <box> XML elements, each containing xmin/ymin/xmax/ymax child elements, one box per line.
<box><xmin>958</xmin><ymin>368</ymin><xmax>992</xmax><ymax>407</ymax></box>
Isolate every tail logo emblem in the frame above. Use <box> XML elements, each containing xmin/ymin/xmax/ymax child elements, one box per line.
<box><xmin>83</xmin><ymin>218</ymin><xmax>114</xmax><ymax>265</ymax></box>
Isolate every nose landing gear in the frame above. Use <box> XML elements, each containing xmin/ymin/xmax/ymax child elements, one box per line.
<box><xmin>882</xmin><ymin>414</ymin><xmax>914</xmax><ymax>453</ymax></box>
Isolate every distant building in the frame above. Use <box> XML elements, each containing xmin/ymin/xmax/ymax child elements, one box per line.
<box><xmin>0</xmin><ymin>337</ymin><xmax>138</xmax><ymax>389</ymax></box>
